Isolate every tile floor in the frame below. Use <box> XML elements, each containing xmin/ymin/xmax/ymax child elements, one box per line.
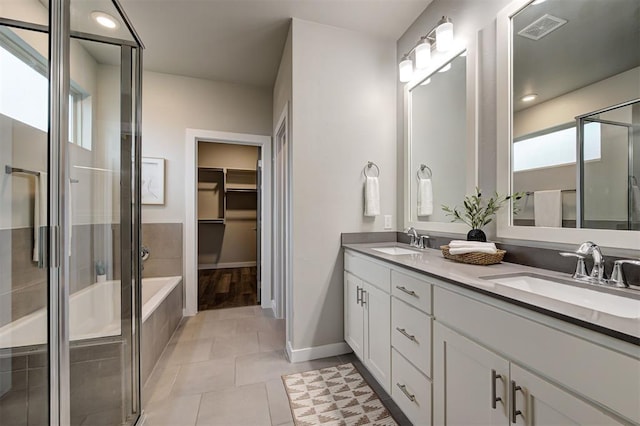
<box><xmin>142</xmin><ymin>306</ymin><xmax>409</xmax><ymax>426</ymax></box>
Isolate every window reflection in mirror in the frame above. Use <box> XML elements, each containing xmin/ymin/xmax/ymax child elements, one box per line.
<box><xmin>409</xmin><ymin>52</ymin><xmax>466</xmax><ymax>223</ymax></box>
<box><xmin>510</xmin><ymin>0</ymin><xmax>640</xmax><ymax>230</ymax></box>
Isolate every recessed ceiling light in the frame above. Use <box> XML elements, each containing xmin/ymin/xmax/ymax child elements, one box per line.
<box><xmin>521</xmin><ymin>94</ymin><xmax>538</xmax><ymax>102</ymax></box>
<box><xmin>91</xmin><ymin>11</ymin><xmax>119</xmax><ymax>30</ymax></box>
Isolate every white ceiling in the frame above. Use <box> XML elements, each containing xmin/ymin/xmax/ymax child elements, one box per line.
<box><xmin>106</xmin><ymin>0</ymin><xmax>432</xmax><ymax>88</ymax></box>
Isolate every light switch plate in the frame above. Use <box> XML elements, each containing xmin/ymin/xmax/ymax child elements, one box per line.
<box><xmin>384</xmin><ymin>215</ymin><xmax>392</xmax><ymax>229</ymax></box>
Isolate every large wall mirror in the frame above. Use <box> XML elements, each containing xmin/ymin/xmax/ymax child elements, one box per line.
<box><xmin>404</xmin><ymin>46</ymin><xmax>477</xmax><ymax>233</ymax></box>
<box><xmin>497</xmin><ymin>0</ymin><xmax>640</xmax><ymax>249</ymax></box>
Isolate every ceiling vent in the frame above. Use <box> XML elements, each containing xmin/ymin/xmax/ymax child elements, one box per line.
<box><xmin>517</xmin><ymin>14</ymin><xmax>567</xmax><ymax>40</ymax></box>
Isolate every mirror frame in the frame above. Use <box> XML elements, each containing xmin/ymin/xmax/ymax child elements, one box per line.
<box><xmin>496</xmin><ymin>0</ymin><xmax>640</xmax><ymax>250</ymax></box>
<box><xmin>403</xmin><ymin>38</ymin><xmax>478</xmax><ymax>233</ymax></box>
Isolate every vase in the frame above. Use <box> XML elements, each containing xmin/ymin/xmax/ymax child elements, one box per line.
<box><xmin>97</xmin><ymin>274</ymin><xmax>107</xmax><ymax>283</ymax></box>
<box><xmin>466</xmin><ymin>229</ymin><xmax>486</xmax><ymax>242</ymax></box>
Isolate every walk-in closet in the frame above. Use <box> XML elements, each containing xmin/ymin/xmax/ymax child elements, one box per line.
<box><xmin>197</xmin><ymin>142</ymin><xmax>260</xmax><ymax>310</ymax></box>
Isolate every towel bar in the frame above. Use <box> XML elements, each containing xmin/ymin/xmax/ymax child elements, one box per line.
<box><xmin>416</xmin><ymin>164</ymin><xmax>432</xmax><ymax>180</ymax></box>
<box><xmin>364</xmin><ymin>161</ymin><xmax>380</xmax><ymax>178</ymax></box>
<box><xmin>5</xmin><ymin>165</ymin><xmax>40</xmax><ymax>177</ymax></box>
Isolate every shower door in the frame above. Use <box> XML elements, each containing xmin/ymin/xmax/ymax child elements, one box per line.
<box><xmin>0</xmin><ymin>0</ymin><xmax>143</xmax><ymax>424</ymax></box>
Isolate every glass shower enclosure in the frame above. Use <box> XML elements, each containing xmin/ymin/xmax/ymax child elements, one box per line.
<box><xmin>0</xmin><ymin>0</ymin><xmax>143</xmax><ymax>424</ymax></box>
<box><xmin>578</xmin><ymin>99</ymin><xmax>640</xmax><ymax>231</ymax></box>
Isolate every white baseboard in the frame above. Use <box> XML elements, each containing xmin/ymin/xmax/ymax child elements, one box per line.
<box><xmin>198</xmin><ymin>261</ymin><xmax>257</xmax><ymax>270</ymax></box>
<box><xmin>286</xmin><ymin>340</ymin><xmax>352</xmax><ymax>363</ymax></box>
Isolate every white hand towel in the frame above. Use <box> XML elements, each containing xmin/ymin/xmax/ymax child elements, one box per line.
<box><xmin>449</xmin><ymin>246</ymin><xmax>498</xmax><ymax>255</ymax></box>
<box><xmin>534</xmin><ymin>190</ymin><xmax>562</xmax><ymax>227</ymax></box>
<box><xmin>33</xmin><ymin>172</ymin><xmax>47</xmax><ymax>262</ymax></box>
<box><xmin>417</xmin><ymin>178</ymin><xmax>433</xmax><ymax>216</ymax></box>
<box><xmin>364</xmin><ymin>176</ymin><xmax>380</xmax><ymax>217</ymax></box>
<box><xmin>449</xmin><ymin>240</ymin><xmax>497</xmax><ymax>250</ymax></box>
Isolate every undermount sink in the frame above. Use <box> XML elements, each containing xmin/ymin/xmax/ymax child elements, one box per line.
<box><xmin>371</xmin><ymin>246</ymin><xmax>419</xmax><ymax>256</ymax></box>
<box><xmin>482</xmin><ymin>273</ymin><xmax>640</xmax><ymax>320</ymax></box>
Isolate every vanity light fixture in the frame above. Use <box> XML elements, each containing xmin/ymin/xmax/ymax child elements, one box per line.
<box><xmin>521</xmin><ymin>93</ymin><xmax>538</xmax><ymax>102</ymax></box>
<box><xmin>91</xmin><ymin>11</ymin><xmax>120</xmax><ymax>29</ymax></box>
<box><xmin>532</xmin><ymin>0</ymin><xmax>547</xmax><ymax>4</ymax></box>
<box><xmin>399</xmin><ymin>55</ymin><xmax>414</xmax><ymax>83</ymax></box>
<box><xmin>398</xmin><ymin>16</ymin><xmax>454</xmax><ymax>82</ymax></box>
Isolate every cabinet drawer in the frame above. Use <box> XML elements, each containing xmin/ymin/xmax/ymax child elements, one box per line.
<box><xmin>391</xmin><ymin>348</ymin><xmax>432</xmax><ymax>426</ymax></box>
<box><xmin>391</xmin><ymin>269</ymin><xmax>432</xmax><ymax>313</ymax></box>
<box><xmin>344</xmin><ymin>251</ymin><xmax>390</xmax><ymax>292</ymax></box>
<box><xmin>392</xmin><ymin>298</ymin><xmax>431</xmax><ymax>377</ymax></box>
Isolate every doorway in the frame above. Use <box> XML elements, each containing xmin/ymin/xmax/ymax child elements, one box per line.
<box><xmin>184</xmin><ymin>129</ymin><xmax>272</xmax><ymax>317</ymax></box>
<box><xmin>197</xmin><ymin>142</ymin><xmax>260</xmax><ymax>310</ymax></box>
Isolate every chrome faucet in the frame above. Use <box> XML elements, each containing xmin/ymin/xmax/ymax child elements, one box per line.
<box><xmin>405</xmin><ymin>227</ymin><xmax>419</xmax><ymax>248</ymax></box>
<box><xmin>609</xmin><ymin>259</ymin><xmax>640</xmax><ymax>289</ymax></box>
<box><xmin>576</xmin><ymin>241</ymin><xmax>606</xmax><ymax>282</ymax></box>
<box><xmin>404</xmin><ymin>227</ymin><xmax>429</xmax><ymax>249</ymax></box>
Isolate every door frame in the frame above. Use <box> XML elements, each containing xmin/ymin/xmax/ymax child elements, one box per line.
<box><xmin>273</xmin><ymin>103</ymin><xmax>291</xmax><ymax>324</ymax></box>
<box><xmin>184</xmin><ymin>129</ymin><xmax>272</xmax><ymax>315</ymax></box>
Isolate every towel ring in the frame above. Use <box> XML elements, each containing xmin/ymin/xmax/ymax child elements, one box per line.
<box><xmin>416</xmin><ymin>164</ymin><xmax>432</xmax><ymax>180</ymax></box>
<box><xmin>364</xmin><ymin>161</ymin><xmax>380</xmax><ymax>178</ymax></box>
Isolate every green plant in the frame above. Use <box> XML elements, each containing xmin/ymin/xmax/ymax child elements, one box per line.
<box><xmin>441</xmin><ymin>187</ymin><xmax>524</xmax><ymax>230</ymax></box>
<box><xmin>95</xmin><ymin>261</ymin><xmax>106</xmax><ymax>276</ymax></box>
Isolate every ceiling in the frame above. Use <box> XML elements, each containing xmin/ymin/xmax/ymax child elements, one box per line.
<box><xmin>513</xmin><ymin>0</ymin><xmax>640</xmax><ymax>111</ymax></box>
<box><xmin>72</xmin><ymin>0</ymin><xmax>432</xmax><ymax>88</ymax></box>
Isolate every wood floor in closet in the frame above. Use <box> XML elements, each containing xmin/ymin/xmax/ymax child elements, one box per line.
<box><xmin>198</xmin><ymin>267</ymin><xmax>258</xmax><ymax>311</ymax></box>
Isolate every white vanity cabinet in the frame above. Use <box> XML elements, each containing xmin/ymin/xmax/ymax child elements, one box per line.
<box><xmin>434</xmin><ymin>286</ymin><xmax>637</xmax><ymax>425</ymax></box>
<box><xmin>344</xmin><ymin>251</ymin><xmax>391</xmax><ymax>392</ymax></box>
<box><xmin>343</xmin><ymin>249</ymin><xmax>639</xmax><ymax>426</ymax></box>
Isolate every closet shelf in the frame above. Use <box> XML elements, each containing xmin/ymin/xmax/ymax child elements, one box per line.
<box><xmin>198</xmin><ymin>218</ymin><xmax>225</xmax><ymax>224</ymax></box>
<box><xmin>226</xmin><ymin>188</ymin><xmax>257</xmax><ymax>193</ymax></box>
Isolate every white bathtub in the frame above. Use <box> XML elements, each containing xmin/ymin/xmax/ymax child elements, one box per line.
<box><xmin>0</xmin><ymin>276</ymin><xmax>182</xmax><ymax>350</ymax></box>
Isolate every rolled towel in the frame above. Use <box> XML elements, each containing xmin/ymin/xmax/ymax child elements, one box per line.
<box><xmin>534</xmin><ymin>190</ymin><xmax>562</xmax><ymax>227</ymax></box>
<box><xmin>417</xmin><ymin>178</ymin><xmax>433</xmax><ymax>216</ymax></box>
<box><xmin>364</xmin><ymin>176</ymin><xmax>380</xmax><ymax>217</ymax></box>
<box><xmin>449</xmin><ymin>246</ymin><xmax>497</xmax><ymax>255</ymax></box>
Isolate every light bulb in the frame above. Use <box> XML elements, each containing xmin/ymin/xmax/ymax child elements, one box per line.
<box><xmin>521</xmin><ymin>94</ymin><xmax>538</xmax><ymax>102</ymax></box>
<box><xmin>399</xmin><ymin>58</ymin><xmax>414</xmax><ymax>83</ymax></box>
<box><xmin>415</xmin><ymin>40</ymin><xmax>431</xmax><ymax>69</ymax></box>
<box><xmin>436</xmin><ymin>20</ymin><xmax>453</xmax><ymax>52</ymax></box>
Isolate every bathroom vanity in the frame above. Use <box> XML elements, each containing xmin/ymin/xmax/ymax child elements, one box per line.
<box><xmin>343</xmin><ymin>243</ymin><xmax>640</xmax><ymax>426</ymax></box>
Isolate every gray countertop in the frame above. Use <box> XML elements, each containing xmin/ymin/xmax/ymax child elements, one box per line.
<box><xmin>343</xmin><ymin>242</ymin><xmax>640</xmax><ymax>344</ymax></box>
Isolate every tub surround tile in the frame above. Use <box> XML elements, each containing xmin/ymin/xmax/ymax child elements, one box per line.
<box><xmin>142</xmin><ymin>223</ymin><xmax>183</xmax><ymax>279</ymax></box>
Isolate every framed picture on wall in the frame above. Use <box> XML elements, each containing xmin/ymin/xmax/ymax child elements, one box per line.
<box><xmin>142</xmin><ymin>157</ymin><xmax>165</xmax><ymax>205</ymax></box>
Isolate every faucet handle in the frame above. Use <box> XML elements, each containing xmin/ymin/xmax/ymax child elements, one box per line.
<box><xmin>559</xmin><ymin>252</ymin><xmax>587</xmax><ymax>278</ymax></box>
<box><xmin>610</xmin><ymin>259</ymin><xmax>640</xmax><ymax>288</ymax></box>
<box><xmin>419</xmin><ymin>235</ymin><xmax>430</xmax><ymax>249</ymax></box>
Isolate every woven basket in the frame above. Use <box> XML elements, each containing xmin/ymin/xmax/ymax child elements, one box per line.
<box><xmin>440</xmin><ymin>245</ymin><xmax>506</xmax><ymax>266</ymax></box>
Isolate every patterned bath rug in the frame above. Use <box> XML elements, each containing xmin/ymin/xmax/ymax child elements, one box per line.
<box><xmin>282</xmin><ymin>363</ymin><xmax>398</xmax><ymax>426</ymax></box>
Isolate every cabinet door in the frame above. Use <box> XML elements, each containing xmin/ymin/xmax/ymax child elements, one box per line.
<box><xmin>363</xmin><ymin>281</ymin><xmax>391</xmax><ymax>392</ymax></box>
<box><xmin>433</xmin><ymin>323</ymin><xmax>509</xmax><ymax>426</ymax></box>
<box><xmin>510</xmin><ymin>364</ymin><xmax>624</xmax><ymax>426</ymax></box>
<box><xmin>344</xmin><ymin>272</ymin><xmax>364</xmax><ymax>359</ymax></box>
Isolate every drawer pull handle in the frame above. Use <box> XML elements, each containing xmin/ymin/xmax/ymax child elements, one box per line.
<box><xmin>356</xmin><ymin>286</ymin><xmax>362</xmax><ymax>305</ymax></box>
<box><xmin>361</xmin><ymin>290</ymin><xmax>367</xmax><ymax>306</ymax></box>
<box><xmin>396</xmin><ymin>383</ymin><xmax>416</xmax><ymax>403</ymax></box>
<box><xmin>491</xmin><ymin>369</ymin><xmax>503</xmax><ymax>409</ymax></box>
<box><xmin>396</xmin><ymin>327</ymin><xmax>418</xmax><ymax>343</ymax></box>
<box><xmin>510</xmin><ymin>380</ymin><xmax>523</xmax><ymax>423</ymax></box>
<box><xmin>396</xmin><ymin>286</ymin><xmax>418</xmax><ymax>298</ymax></box>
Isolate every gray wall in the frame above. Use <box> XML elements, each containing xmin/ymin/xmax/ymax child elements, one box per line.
<box><xmin>289</xmin><ymin>19</ymin><xmax>397</xmax><ymax>350</ymax></box>
<box><xmin>142</xmin><ymin>223</ymin><xmax>183</xmax><ymax>278</ymax></box>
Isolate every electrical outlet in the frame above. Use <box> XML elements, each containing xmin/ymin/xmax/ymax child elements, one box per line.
<box><xmin>384</xmin><ymin>215</ymin><xmax>392</xmax><ymax>230</ymax></box>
